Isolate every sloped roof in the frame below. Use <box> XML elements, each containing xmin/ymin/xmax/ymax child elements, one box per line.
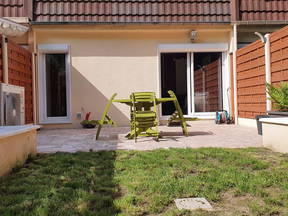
<box><xmin>239</xmin><ymin>0</ymin><xmax>288</xmax><ymax>21</ymax></box>
<box><xmin>0</xmin><ymin>0</ymin><xmax>25</xmax><ymax>17</ymax></box>
<box><xmin>33</xmin><ymin>0</ymin><xmax>231</xmax><ymax>23</ymax></box>
<box><xmin>1</xmin><ymin>0</ymin><xmax>288</xmax><ymax>24</ymax></box>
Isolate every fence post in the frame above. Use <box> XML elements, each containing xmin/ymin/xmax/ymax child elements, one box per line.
<box><xmin>264</xmin><ymin>34</ymin><xmax>271</xmax><ymax>111</ymax></box>
<box><xmin>2</xmin><ymin>35</ymin><xmax>8</xmax><ymax>84</ymax></box>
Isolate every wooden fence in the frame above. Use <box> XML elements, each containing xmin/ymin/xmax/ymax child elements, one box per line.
<box><xmin>270</xmin><ymin>27</ymin><xmax>288</xmax><ymax>85</ymax></box>
<box><xmin>236</xmin><ymin>25</ymin><xmax>288</xmax><ymax>119</ymax></box>
<box><xmin>0</xmin><ymin>35</ymin><xmax>2</xmax><ymax>82</ymax></box>
<box><xmin>0</xmin><ymin>36</ymin><xmax>33</xmax><ymax>124</ymax></box>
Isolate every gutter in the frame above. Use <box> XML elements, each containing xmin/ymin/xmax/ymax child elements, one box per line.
<box><xmin>232</xmin><ymin>20</ymin><xmax>288</xmax><ymax>25</ymax></box>
<box><xmin>1</xmin><ymin>36</ymin><xmax>8</xmax><ymax>84</ymax></box>
<box><xmin>30</xmin><ymin>21</ymin><xmax>231</xmax><ymax>26</ymax></box>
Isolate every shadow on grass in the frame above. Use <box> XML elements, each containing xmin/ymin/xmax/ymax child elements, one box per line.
<box><xmin>0</xmin><ymin>151</ymin><xmax>120</xmax><ymax>216</ymax></box>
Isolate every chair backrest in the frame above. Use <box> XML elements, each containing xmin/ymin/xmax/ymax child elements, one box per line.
<box><xmin>130</xmin><ymin>92</ymin><xmax>155</xmax><ymax>102</ymax></box>
<box><xmin>130</xmin><ymin>92</ymin><xmax>157</xmax><ymax>112</ymax></box>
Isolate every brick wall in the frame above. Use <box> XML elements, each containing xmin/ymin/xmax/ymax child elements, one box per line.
<box><xmin>7</xmin><ymin>39</ymin><xmax>33</xmax><ymax>124</ymax></box>
<box><xmin>236</xmin><ymin>41</ymin><xmax>266</xmax><ymax>119</ymax></box>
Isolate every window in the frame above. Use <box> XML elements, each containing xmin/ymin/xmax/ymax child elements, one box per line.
<box><xmin>38</xmin><ymin>44</ymin><xmax>71</xmax><ymax>124</ymax></box>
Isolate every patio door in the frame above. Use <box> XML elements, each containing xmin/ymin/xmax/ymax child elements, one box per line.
<box><xmin>38</xmin><ymin>44</ymin><xmax>71</xmax><ymax>124</ymax></box>
<box><xmin>161</xmin><ymin>52</ymin><xmax>224</xmax><ymax>118</ymax></box>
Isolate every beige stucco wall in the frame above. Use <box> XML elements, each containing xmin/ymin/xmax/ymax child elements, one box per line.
<box><xmin>34</xmin><ymin>25</ymin><xmax>231</xmax><ymax>127</ymax></box>
<box><xmin>262</xmin><ymin>123</ymin><xmax>288</xmax><ymax>153</ymax></box>
<box><xmin>0</xmin><ymin>130</ymin><xmax>37</xmax><ymax>177</ymax></box>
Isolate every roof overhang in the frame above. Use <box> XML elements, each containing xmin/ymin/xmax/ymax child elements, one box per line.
<box><xmin>0</xmin><ymin>18</ymin><xmax>29</xmax><ymax>37</ymax></box>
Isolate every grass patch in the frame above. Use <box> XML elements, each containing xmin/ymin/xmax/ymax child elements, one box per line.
<box><xmin>0</xmin><ymin>148</ymin><xmax>288</xmax><ymax>215</ymax></box>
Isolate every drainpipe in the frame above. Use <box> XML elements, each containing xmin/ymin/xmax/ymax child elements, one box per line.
<box><xmin>264</xmin><ymin>34</ymin><xmax>271</xmax><ymax>111</ymax></box>
<box><xmin>2</xmin><ymin>35</ymin><xmax>8</xmax><ymax>84</ymax></box>
<box><xmin>233</xmin><ymin>24</ymin><xmax>238</xmax><ymax>124</ymax></box>
<box><xmin>29</xmin><ymin>29</ymin><xmax>38</xmax><ymax>125</ymax></box>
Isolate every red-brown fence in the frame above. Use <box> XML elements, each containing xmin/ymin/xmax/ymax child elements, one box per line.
<box><xmin>236</xmin><ymin>25</ymin><xmax>288</xmax><ymax>119</ymax></box>
<box><xmin>236</xmin><ymin>41</ymin><xmax>266</xmax><ymax>119</ymax></box>
<box><xmin>270</xmin><ymin>27</ymin><xmax>288</xmax><ymax>85</ymax></box>
<box><xmin>7</xmin><ymin>40</ymin><xmax>33</xmax><ymax>124</ymax></box>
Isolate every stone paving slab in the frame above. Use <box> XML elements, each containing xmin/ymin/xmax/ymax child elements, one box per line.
<box><xmin>37</xmin><ymin>120</ymin><xmax>262</xmax><ymax>153</ymax></box>
<box><xmin>175</xmin><ymin>198</ymin><xmax>213</xmax><ymax>211</ymax></box>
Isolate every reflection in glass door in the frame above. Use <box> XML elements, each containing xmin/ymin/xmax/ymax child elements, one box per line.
<box><xmin>193</xmin><ymin>52</ymin><xmax>223</xmax><ymax>114</ymax></box>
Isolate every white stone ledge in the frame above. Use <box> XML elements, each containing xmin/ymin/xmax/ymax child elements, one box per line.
<box><xmin>260</xmin><ymin>117</ymin><xmax>288</xmax><ymax>126</ymax></box>
<box><xmin>0</xmin><ymin>125</ymin><xmax>41</xmax><ymax>139</ymax></box>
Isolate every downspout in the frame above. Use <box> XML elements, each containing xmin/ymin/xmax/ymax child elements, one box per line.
<box><xmin>2</xmin><ymin>35</ymin><xmax>8</xmax><ymax>84</ymax></box>
<box><xmin>264</xmin><ymin>34</ymin><xmax>271</xmax><ymax>111</ymax></box>
<box><xmin>233</xmin><ymin>24</ymin><xmax>238</xmax><ymax>124</ymax></box>
<box><xmin>29</xmin><ymin>29</ymin><xmax>38</xmax><ymax>124</ymax></box>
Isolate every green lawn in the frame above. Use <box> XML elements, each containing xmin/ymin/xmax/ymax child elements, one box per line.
<box><xmin>1</xmin><ymin>148</ymin><xmax>288</xmax><ymax>216</ymax></box>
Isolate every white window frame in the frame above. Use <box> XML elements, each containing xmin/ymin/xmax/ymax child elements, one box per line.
<box><xmin>37</xmin><ymin>44</ymin><xmax>72</xmax><ymax>124</ymax></box>
<box><xmin>157</xmin><ymin>43</ymin><xmax>230</xmax><ymax>120</ymax></box>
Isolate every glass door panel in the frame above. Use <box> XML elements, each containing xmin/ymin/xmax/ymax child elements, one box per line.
<box><xmin>161</xmin><ymin>53</ymin><xmax>188</xmax><ymax>115</ymax></box>
<box><xmin>45</xmin><ymin>53</ymin><xmax>67</xmax><ymax>117</ymax></box>
<box><xmin>193</xmin><ymin>52</ymin><xmax>223</xmax><ymax>113</ymax></box>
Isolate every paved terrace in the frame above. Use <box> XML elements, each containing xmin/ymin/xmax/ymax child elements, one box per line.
<box><xmin>37</xmin><ymin>120</ymin><xmax>262</xmax><ymax>153</ymax></box>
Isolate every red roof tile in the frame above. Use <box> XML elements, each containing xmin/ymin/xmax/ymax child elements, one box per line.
<box><xmin>239</xmin><ymin>0</ymin><xmax>288</xmax><ymax>21</ymax></box>
<box><xmin>0</xmin><ymin>0</ymin><xmax>25</xmax><ymax>17</ymax></box>
<box><xmin>33</xmin><ymin>0</ymin><xmax>231</xmax><ymax>23</ymax></box>
<box><xmin>1</xmin><ymin>0</ymin><xmax>288</xmax><ymax>24</ymax></box>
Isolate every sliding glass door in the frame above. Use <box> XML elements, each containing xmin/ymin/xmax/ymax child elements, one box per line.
<box><xmin>161</xmin><ymin>52</ymin><xmax>223</xmax><ymax>118</ymax></box>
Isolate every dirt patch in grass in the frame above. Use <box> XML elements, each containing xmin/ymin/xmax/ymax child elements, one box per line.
<box><xmin>214</xmin><ymin>191</ymin><xmax>262</xmax><ymax>216</ymax></box>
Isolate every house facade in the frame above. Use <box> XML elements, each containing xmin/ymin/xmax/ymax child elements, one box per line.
<box><xmin>1</xmin><ymin>0</ymin><xmax>287</xmax><ymax>128</ymax></box>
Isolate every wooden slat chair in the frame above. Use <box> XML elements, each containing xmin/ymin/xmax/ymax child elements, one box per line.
<box><xmin>129</xmin><ymin>92</ymin><xmax>159</xmax><ymax>142</ymax></box>
<box><xmin>95</xmin><ymin>93</ymin><xmax>117</xmax><ymax>140</ymax></box>
<box><xmin>167</xmin><ymin>90</ymin><xmax>188</xmax><ymax>136</ymax></box>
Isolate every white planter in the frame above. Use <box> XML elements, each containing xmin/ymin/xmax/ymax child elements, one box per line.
<box><xmin>260</xmin><ymin>118</ymin><xmax>288</xmax><ymax>153</ymax></box>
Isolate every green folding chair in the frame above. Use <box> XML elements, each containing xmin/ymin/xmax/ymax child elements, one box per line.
<box><xmin>129</xmin><ymin>92</ymin><xmax>159</xmax><ymax>142</ymax></box>
<box><xmin>95</xmin><ymin>93</ymin><xmax>117</xmax><ymax>140</ymax></box>
<box><xmin>167</xmin><ymin>90</ymin><xmax>188</xmax><ymax>136</ymax></box>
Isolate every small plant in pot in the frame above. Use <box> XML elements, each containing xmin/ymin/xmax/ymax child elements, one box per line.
<box><xmin>266</xmin><ymin>82</ymin><xmax>288</xmax><ymax>113</ymax></box>
<box><xmin>256</xmin><ymin>82</ymin><xmax>288</xmax><ymax>135</ymax></box>
<box><xmin>80</xmin><ymin>112</ymin><xmax>98</xmax><ymax>129</ymax></box>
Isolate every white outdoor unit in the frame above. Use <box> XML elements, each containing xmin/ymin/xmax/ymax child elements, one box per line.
<box><xmin>0</xmin><ymin>83</ymin><xmax>25</xmax><ymax>126</ymax></box>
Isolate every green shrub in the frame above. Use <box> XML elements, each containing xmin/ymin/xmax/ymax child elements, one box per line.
<box><xmin>266</xmin><ymin>82</ymin><xmax>288</xmax><ymax>111</ymax></box>
<box><xmin>80</xmin><ymin>120</ymin><xmax>99</xmax><ymax>128</ymax></box>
